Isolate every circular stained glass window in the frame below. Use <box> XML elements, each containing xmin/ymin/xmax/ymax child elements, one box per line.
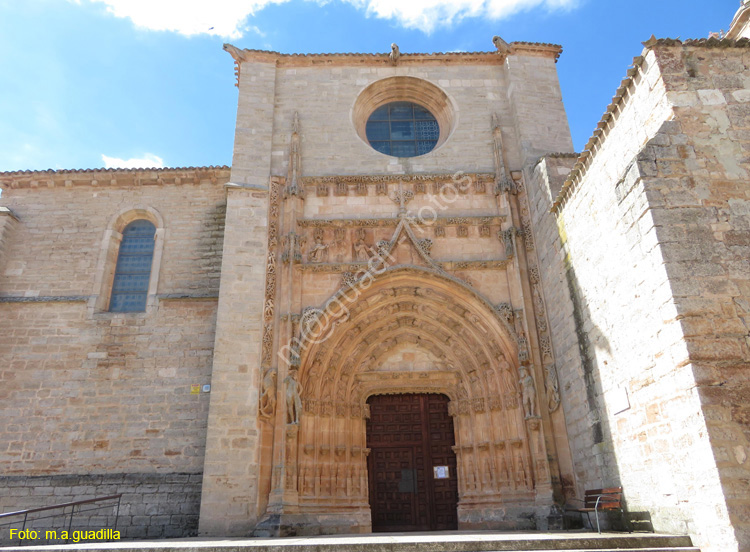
<box><xmin>365</xmin><ymin>101</ymin><xmax>440</xmax><ymax>157</ymax></box>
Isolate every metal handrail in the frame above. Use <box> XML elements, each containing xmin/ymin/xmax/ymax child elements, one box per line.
<box><xmin>0</xmin><ymin>494</ymin><xmax>122</xmax><ymax>544</ymax></box>
<box><xmin>0</xmin><ymin>494</ymin><xmax>122</xmax><ymax>519</ymax></box>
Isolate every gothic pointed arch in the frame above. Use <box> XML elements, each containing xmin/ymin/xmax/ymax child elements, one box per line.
<box><xmin>285</xmin><ymin>266</ymin><xmax>549</xmax><ymax>522</ymax></box>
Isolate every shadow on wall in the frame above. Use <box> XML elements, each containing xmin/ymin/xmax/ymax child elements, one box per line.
<box><xmin>557</xmin><ymin>226</ymin><xmax>653</xmax><ymax>533</ymax></box>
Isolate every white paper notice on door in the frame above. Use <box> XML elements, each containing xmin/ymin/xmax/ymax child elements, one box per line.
<box><xmin>433</xmin><ymin>466</ymin><xmax>449</xmax><ymax>479</ymax></box>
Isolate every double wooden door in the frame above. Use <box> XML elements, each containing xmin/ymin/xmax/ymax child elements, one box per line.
<box><xmin>366</xmin><ymin>394</ymin><xmax>458</xmax><ymax>532</ymax></box>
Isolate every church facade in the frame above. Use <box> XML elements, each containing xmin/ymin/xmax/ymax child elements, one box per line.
<box><xmin>1</xmin><ymin>9</ymin><xmax>749</xmax><ymax>552</ymax></box>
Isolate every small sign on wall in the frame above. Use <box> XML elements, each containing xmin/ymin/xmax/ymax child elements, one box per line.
<box><xmin>433</xmin><ymin>466</ymin><xmax>449</xmax><ymax>479</ymax></box>
<box><xmin>190</xmin><ymin>384</ymin><xmax>200</xmax><ymax>395</ymax></box>
<box><xmin>612</xmin><ymin>386</ymin><xmax>630</xmax><ymax>415</ymax></box>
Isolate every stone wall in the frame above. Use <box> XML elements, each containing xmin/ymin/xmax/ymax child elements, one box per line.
<box><xmin>198</xmin><ymin>184</ymin><xmax>269</xmax><ymax>536</ymax></box>
<box><xmin>527</xmin><ymin>41</ymin><xmax>750</xmax><ymax>552</ymax></box>
<box><xmin>0</xmin><ymin>168</ymin><xmax>229</xmax><ymax>538</ymax></box>
<box><xmin>229</xmin><ymin>47</ymin><xmax>570</xmax><ymax>184</ymax></box>
<box><xmin>643</xmin><ymin>41</ymin><xmax>750</xmax><ymax>552</ymax></box>
<box><xmin>0</xmin><ymin>473</ymin><xmax>202</xmax><ymax>543</ymax></box>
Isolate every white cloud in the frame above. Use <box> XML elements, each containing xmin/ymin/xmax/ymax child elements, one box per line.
<box><xmin>81</xmin><ymin>0</ymin><xmax>579</xmax><ymax>37</ymax></box>
<box><xmin>101</xmin><ymin>153</ymin><xmax>164</xmax><ymax>169</ymax></box>
<box><xmin>86</xmin><ymin>0</ymin><xmax>281</xmax><ymax>39</ymax></box>
<box><xmin>360</xmin><ymin>0</ymin><xmax>579</xmax><ymax>33</ymax></box>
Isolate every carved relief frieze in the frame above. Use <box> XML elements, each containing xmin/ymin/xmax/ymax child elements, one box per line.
<box><xmin>306</xmin><ymin>235</ymin><xmax>330</xmax><ymax>263</ymax></box>
<box><xmin>416</xmin><ymin>238</ymin><xmax>433</xmax><ymax>257</ymax></box>
<box><xmin>334</xmin><ymin>181</ymin><xmax>348</xmax><ymax>196</ymax></box>
<box><xmin>390</xmin><ymin>188</ymin><xmax>414</xmax><ymax>208</ymax></box>
<box><xmin>495</xmin><ymin>302</ymin><xmax>514</xmax><ymax>325</ymax></box>
<box><xmin>544</xmin><ymin>363</ymin><xmax>561</xmax><ymax>413</ymax></box>
<box><xmin>520</xmin><ymin>206</ymin><xmax>535</xmax><ymax>251</ymax></box>
<box><xmin>282</xmin><ymin>231</ymin><xmax>304</xmax><ymax>264</ymax></box>
<box><xmin>259</xmin><ymin>177</ymin><xmax>281</xmax><ymax>420</ymax></box>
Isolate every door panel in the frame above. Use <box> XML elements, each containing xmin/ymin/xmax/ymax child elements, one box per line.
<box><xmin>367</xmin><ymin>394</ymin><xmax>458</xmax><ymax>532</ymax></box>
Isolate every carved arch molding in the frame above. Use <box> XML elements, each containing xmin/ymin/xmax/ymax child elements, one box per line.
<box><xmin>286</xmin><ymin>268</ymin><xmax>552</xmax><ymax>519</ymax></box>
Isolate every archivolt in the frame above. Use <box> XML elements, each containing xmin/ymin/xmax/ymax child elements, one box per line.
<box><xmin>298</xmin><ymin>266</ymin><xmax>519</xmax><ymax>409</ymax></box>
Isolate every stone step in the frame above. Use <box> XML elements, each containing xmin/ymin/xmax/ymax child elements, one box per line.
<box><xmin>0</xmin><ymin>532</ymin><xmax>698</xmax><ymax>552</ymax></box>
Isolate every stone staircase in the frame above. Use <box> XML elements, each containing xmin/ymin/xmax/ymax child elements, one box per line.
<box><xmin>0</xmin><ymin>531</ymin><xmax>700</xmax><ymax>552</ymax></box>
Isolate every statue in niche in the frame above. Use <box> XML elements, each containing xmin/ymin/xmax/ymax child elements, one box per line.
<box><xmin>354</xmin><ymin>237</ymin><xmax>370</xmax><ymax>262</ymax></box>
<box><xmin>259</xmin><ymin>367</ymin><xmax>277</xmax><ymax>418</ymax></box>
<box><xmin>285</xmin><ymin>369</ymin><xmax>303</xmax><ymax>424</ymax></box>
<box><xmin>519</xmin><ymin>366</ymin><xmax>538</xmax><ymax>418</ymax></box>
<box><xmin>307</xmin><ymin>235</ymin><xmax>330</xmax><ymax>263</ymax></box>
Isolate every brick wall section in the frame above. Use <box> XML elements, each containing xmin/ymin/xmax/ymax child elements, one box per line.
<box><xmin>0</xmin><ymin>473</ymin><xmax>202</xmax><ymax>542</ymax></box>
<box><xmin>527</xmin><ymin>43</ymin><xmax>750</xmax><ymax>552</ymax></box>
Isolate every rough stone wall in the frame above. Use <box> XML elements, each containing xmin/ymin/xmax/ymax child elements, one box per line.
<box><xmin>643</xmin><ymin>42</ymin><xmax>750</xmax><ymax>552</ymax></box>
<box><xmin>0</xmin><ymin>169</ymin><xmax>229</xmax><ymax>538</ymax></box>
<box><xmin>0</xmin><ymin>473</ymin><xmax>202</xmax><ymax>543</ymax></box>
<box><xmin>527</xmin><ymin>43</ymin><xmax>750</xmax><ymax>552</ymax></box>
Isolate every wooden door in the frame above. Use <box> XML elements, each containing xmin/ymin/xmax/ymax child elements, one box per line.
<box><xmin>367</xmin><ymin>394</ymin><xmax>458</xmax><ymax>532</ymax></box>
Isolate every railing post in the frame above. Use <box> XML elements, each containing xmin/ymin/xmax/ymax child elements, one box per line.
<box><xmin>113</xmin><ymin>496</ymin><xmax>121</xmax><ymax>536</ymax></box>
<box><xmin>66</xmin><ymin>505</ymin><xmax>75</xmax><ymax>542</ymax></box>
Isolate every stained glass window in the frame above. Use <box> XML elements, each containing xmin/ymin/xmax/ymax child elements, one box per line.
<box><xmin>109</xmin><ymin>220</ymin><xmax>156</xmax><ymax>312</ymax></box>
<box><xmin>366</xmin><ymin>101</ymin><xmax>439</xmax><ymax>157</ymax></box>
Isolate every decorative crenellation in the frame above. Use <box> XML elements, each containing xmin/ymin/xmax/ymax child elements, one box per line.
<box><xmin>297</xmin><ymin>215</ymin><xmax>504</xmax><ymax>228</ymax></box>
<box><xmin>303</xmin><ymin>173</ymin><xmax>494</xmax><ymax>186</ymax></box>
<box><xmin>301</xmin><ymin>173</ymin><xmax>497</xmax><ymax>198</ymax></box>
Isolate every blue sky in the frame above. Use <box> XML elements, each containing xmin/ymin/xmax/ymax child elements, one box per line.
<box><xmin>0</xmin><ymin>0</ymin><xmax>738</xmax><ymax>172</ymax></box>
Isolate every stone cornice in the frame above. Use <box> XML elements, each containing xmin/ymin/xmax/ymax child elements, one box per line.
<box><xmin>0</xmin><ymin>166</ymin><xmax>231</xmax><ymax>190</ymax></box>
<box><xmin>223</xmin><ymin>43</ymin><xmax>562</xmax><ymax>86</ymax></box>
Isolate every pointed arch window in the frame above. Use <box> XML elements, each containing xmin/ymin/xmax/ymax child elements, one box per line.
<box><xmin>109</xmin><ymin>219</ymin><xmax>156</xmax><ymax>312</ymax></box>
